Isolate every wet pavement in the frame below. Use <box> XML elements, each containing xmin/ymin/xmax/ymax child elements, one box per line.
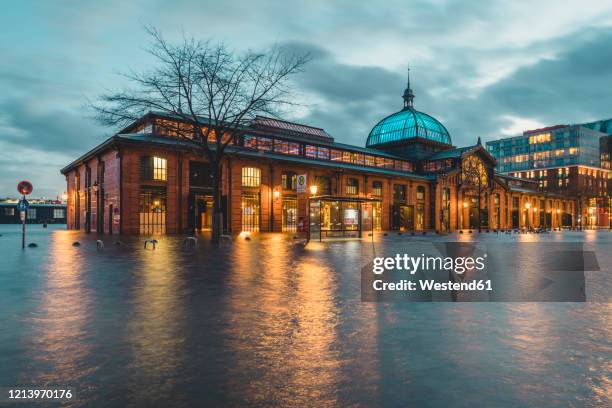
<box><xmin>0</xmin><ymin>225</ymin><xmax>610</xmax><ymax>407</ymax></box>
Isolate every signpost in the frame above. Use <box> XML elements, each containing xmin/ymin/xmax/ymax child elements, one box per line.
<box><xmin>17</xmin><ymin>181</ymin><xmax>33</xmax><ymax>249</ymax></box>
<box><xmin>296</xmin><ymin>174</ymin><xmax>307</xmax><ymax>193</ymax></box>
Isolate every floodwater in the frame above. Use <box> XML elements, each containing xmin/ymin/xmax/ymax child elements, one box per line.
<box><xmin>0</xmin><ymin>225</ymin><xmax>610</xmax><ymax>407</ymax></box>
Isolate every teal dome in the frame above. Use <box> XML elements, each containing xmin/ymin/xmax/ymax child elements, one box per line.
<box><xmin>366</xmin><ymin>107</ymin><xmax>452</xmax><ymax>147</ymax></box>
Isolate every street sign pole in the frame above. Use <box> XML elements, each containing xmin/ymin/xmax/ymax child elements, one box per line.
<box><xmin>21</xmin><ymin>194</ymin><xmax>25</xmax><ymax>250</ymax></box>
<box><xmin>16</xmin><ymin>180</ymin><xmax>33</xmax><ymax>250</ymax></box>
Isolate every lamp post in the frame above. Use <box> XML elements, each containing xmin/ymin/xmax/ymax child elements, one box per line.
<box><xmin>525</xmin><ymin>201</ymin><xmax>531</xmax><ymax>230</ymax></box>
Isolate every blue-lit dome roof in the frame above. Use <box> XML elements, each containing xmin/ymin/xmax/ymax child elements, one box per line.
<box><xmin>366</xmin><ymin>69</ymin><xmax>452</xmax><ymax>147</ymax></box>
<box><xmin>366</xmin><ymin>108</ymin><xmax>452</xmax><ymax>147</ymax></box>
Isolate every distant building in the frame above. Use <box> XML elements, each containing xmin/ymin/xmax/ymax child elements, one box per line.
<box><xmin>486</xmin><ymin>121</ymin><xmax>611</xmax><ymax>229</ymax></box>
<box><xmin>0</xmin><ymin>199</ymin><xmax>67</xmax><ymax>224</ymax></box>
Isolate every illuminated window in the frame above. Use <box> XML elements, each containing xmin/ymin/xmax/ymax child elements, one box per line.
<box><xmin>4</xmin><ymin>208</ymin><xmax>14</xmax><ymax>216</ymax></box>
<box><xmin>27</xmin><ymin>208</ymin><xmax>36</xmax><ymax>219</ymax></box>
<box><xmin>142</xmin><ymin>156</ymin><xmax>167</xmax><ymax>181</ymax></box>
<box><xmin>242</xmin><ymin>167</ymin><xmax>261</xmax><ymax>187</ymax></box>
<box><xmin>281</xmin><ymin>171</ymin><xmax>297</xmax><ymax>191</ymax></box>
<box><xmin>153</xmin><ymin>157</ymin><xmax>167</xmax><ymax>181</ymax></box>
<box><xmin>139</xmin><ymin>187</ymin><xmax>166</xmax><ymax>234</ymax></box>
<box><xmin>346</xmin><ymin>178</ymin><xmax>359</xmax><ymax>195</ymax></box>
<box><xmin>372</xmin><ymin>181</ymin><xmax>383</xmax><ymax>197</ymax></box>
<box><xmin>53</xmin><ymin>208</ymin><xmax>65</xmax><ymax>218</ymax></box>
<box><xmin>241</xmin><ymin>193</ymin><xmax>260</xmax><ymax>231</ymax></box>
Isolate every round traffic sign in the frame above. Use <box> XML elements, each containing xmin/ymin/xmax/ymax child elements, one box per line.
<box><xmin>17</xmin><ymin>180</ymin><xmax>33</xmax><ymax>195</ymax></box>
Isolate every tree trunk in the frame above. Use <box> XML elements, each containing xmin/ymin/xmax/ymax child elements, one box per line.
<box><xmin>211</xmin><ymin>159</ymin><xmax>223</xmax><ymax>244</ymax></box>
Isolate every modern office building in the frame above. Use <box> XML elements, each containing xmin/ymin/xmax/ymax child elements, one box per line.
<box><xmin>486</xmin><ymin>121</ymin><xmax>611</xmax><ymax>228</ymax></box>
<box><xmin>61</xmin><ymin>77</ymin><xmax>575</xmax><ymax>236</ymax></box>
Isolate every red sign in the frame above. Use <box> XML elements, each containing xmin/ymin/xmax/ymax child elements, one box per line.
<box><xmin>17</xmin><ymin>180</ymin><xmax>33</xmax><ymax>195</ymax></box>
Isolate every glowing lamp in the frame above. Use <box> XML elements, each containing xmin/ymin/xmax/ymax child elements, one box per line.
<box><xmin>556</xmin><ymin>209</ymin><xmax>561</xmax><ymax>214</ymax></box>
<box><xmin>309</xmin><ymin>185</ymin><xmax>318</xmax><ymax>195</ymax></box>
<box><xmin>525</xmin><ymin>202</ymin><xmax>531</xmax><ymax>209</ymax></box>
<box><xmin>462</xmin><ymin>201</ymin><xmax>468</xmax><ymax>208</ymax></box>
<box><xmin>273</xmin><ymin>190</ymin><xmax>280</xmax><ymax>199</ymax></box>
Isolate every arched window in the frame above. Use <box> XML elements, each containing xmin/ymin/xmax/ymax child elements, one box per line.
<box><xmin>242</xmin><ymin>167</ymin><xmax>261</xmax><ymax>187</ymax></box>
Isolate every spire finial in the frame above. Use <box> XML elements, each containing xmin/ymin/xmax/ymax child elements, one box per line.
<box><xmin>402</xmin><ymin>65</ymin><xmax>415</xmax><ymax>109</ymax></box>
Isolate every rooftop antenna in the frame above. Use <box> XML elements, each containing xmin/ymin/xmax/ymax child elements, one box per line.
<box><xmin>402</xmin><ymin>65</ymin><xmax>415</xmax><ymax>109</ymax></box>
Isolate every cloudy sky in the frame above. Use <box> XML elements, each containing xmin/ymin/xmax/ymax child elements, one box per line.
<box><xmin>2</xmin><ymin>0</ymin><xmax>612</xmax><ymax>197</ymax></box>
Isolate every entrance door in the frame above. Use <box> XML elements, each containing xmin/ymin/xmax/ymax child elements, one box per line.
<box><xmin>195</xmin><ymin>194</ymin><xmax>213</xmax><ymax>231</ymax></box>
<box><xmin>282</xmin><ymin>197</ymin><xmax>298</xmax><ymax>232</ymax></box>
<box><xmin>400</xmin><ymin>205</ymin><xmax>414</xmax><ymax>231</ymax></box>
<box><xmin>309</xmin><ymin>201</ymin><xmax>321</xmax><ymax>241</ymax></box>
<box><xmin>512</xmin><ymin>211</ymin><xmax>519</xmax><ymax>228</ymax></box>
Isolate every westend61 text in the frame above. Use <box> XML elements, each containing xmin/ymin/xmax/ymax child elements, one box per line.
<box><xmin>372</xmin><ymin>279</ymin><xmax>493</xmax><ymax>292</ymax></box>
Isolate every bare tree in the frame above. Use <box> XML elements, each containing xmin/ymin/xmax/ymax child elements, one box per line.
<box><xmin>93</xmin><ymin>27</ymin><xmax>309</xmax><ymax>242</ymax></box>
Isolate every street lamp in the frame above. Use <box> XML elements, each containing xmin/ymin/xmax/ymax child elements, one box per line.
<box><xmin>309</xmin><ymin>185</ymin><xmax>318</xmax><ymax>196</ymax></box>
<box><xmin>525</xmin><ymin>202</ymin><xmax>531</xmax><ymax>230</ymax></box>
<box><xmin>273</xmin><ymin>190</ymin><xmax>280</xmax><ymax>200</ymax></box>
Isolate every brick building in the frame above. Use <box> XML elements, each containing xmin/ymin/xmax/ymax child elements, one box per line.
<box><xmin>61</xmin><ymin>81</ymin><xmax>575</xmax><ymax>236</ymax></box>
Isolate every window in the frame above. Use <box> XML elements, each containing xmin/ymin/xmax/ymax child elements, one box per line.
<box><xmin>53</xmin><ymin>208</ymin><xmax>65</xmax><ymax>218</ymax></box>
<box><xmin>242</xmin><ymin>167</ymin><xmax>261</xmax><ymax>187</ymax></box>
<box><xmin>305</xmin><ymin>145</ymin><xmax>318</xmax><ymax>158</ymax></box>
<box><xmin>27</xmin><ymin>208</ymin><xmax>36</xmax><ymax>220</ymax></box>
<box><xmin>330</xmin><ymin>150</ymin><xmax>342</xmax><ymax>161</ymax></box>
<box><xmin>139</xmin><ymin>187</ymin><xmax>166</xmax><ymax>235</ymax></box>
<box><xmin>4</xmin><ymin>207</ymin><xmax>15</xmax><ymax>216</ymax></box>
<box><xmin>346</xmin><ymin>178</ymin><xmax>359</xmax><ymax>195</ymax></box>
<box><xmin>393</xmin><ymin>184</ymin><xmax>406</xmax><ymax>203</ymax></box>
<box><xmin>365</xmin><ymin>155</ymin><xmax>376</xmax><ymax>167</ymax></box>
<box><xmin>372</xmin><ymin>181</ymin><xmax>383</xmax><ymax>197</ymax></box>
<box><xmin>274</xmin><ymin>140</ymin><xmax>289</xmax><ymax>154</ymax></box>
<box><xmin>317</xmin><ymin>147</ymin><xmax>330</xmax><ymax>160</ymax></box>
<box><xmin>142</xmin><ymin>156</ymin><xmax>167</xmax><ymax>181</ymax></box>
<box><xmin>241</xmin><ymin>193</ymin><xmax>260</xmax><ymax>231</ymax></box>
<box><xmin>153</xmin><ymin>157</ymin><xmax>167</xmax><ymax>181</ymax></box>
<box><xmin>416</xmin><ymin>186</ymin><xmax>425</xmax><ymax>201</ymax></box>
<box><xmin>258</xmin><ymin>137</ymin><xmax>273</xmax><ymax>151</ymax></box>
<box><xmin>288</xmin><ymin>143</ymin><xmax>300</xmax><ymax>155</ymax></box>
<box><xmin>281</xmin><ymin>171</ymin><xmax>297</xmax><ymax>191</ymax></box>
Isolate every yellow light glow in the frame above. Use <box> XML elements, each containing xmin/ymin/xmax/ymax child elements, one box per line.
<box><xmin>273</xmin><ymin>190</ymin><xmax>280</xmax><ymax>199</ymax></box>
<box><xmin>61</xmin><ymin>192</ymin><xmax>68</xmax><ymax>201</ymax></box>
<box><xmin>525</xmin><ymin>202</ymin><xmax>531</xmax><ymax>209</ymax></box>
<box><xmin>463</xmin><ymin>201</ymin><xmax>468</xmax><ymax>208</ymax></box>
<box><xmin>310</xmin><ymin>185</ymin><xmax>318</xmax><ymax>195</ymax></box>
<box><xmin>238</xmin><ymin>231</ymin><xmax>251</xmax><ymax>238</ymax></box>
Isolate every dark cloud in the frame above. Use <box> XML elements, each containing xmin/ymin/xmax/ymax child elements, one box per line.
<box><xmin>2</xmin><ymin>0</ymin><xmax>612</xmax><ymax>197</ymax></box>
<box><xmin>0</xmin><ymin>98</ymin><xmax>107</xmax><ymax>155</ymax></box>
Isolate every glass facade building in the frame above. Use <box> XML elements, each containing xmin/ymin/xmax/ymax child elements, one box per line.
<box><xmin>486</xmin><ymin>125</ymin><xmax>603</xmax><ymax>173</ymax></box>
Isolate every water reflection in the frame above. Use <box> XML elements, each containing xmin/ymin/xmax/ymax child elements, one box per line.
<box><xmin>127</xmin><ymin>238</ymin><xmax>186</xmax><ymax>403</ymax></box>
<box><xmin>29</xmin><ymin>231</ymin><xmax>94</xmax><ymax>386</ymax></box>
<box><xmin>222</xmin><ymin>237</ymin><xmax>344</xmax><ymax>405</ymax></box>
